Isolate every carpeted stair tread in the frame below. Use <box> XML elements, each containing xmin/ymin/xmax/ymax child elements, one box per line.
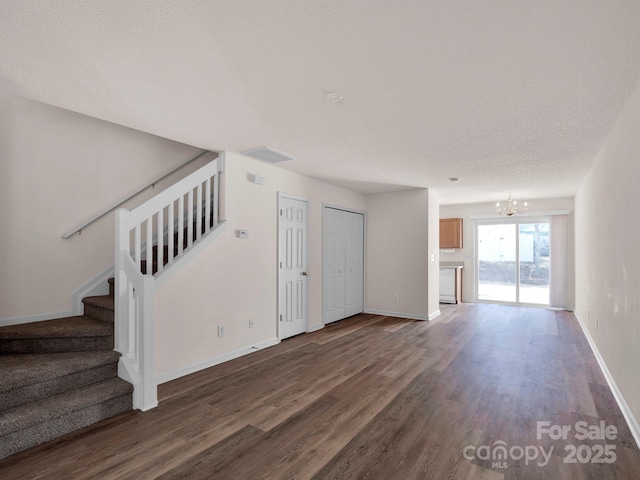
<box><xmin>82</xmin><ymin>295</ymin><xmax>114</xmax><ymax>311</ymax></box>
<box><xmin>0</xmin><ymin>266</ymin><xmax>133</xmax><ymax>460</ymax></box>
<box><xmin>0</xmin><ymin>363</ymin><xmax>118</xmax><ymax>412</ymax></box>
<box><xmin>0</xmin><ymin>351</ymin><xmax>120</xmax><ymax>394</ymax></box>
<box><xmin>0</xmin><ymin>316</ymin><xmax>112</xmax><ymax>340</ymax></box>
<box><xmin>0</xmin><ymin>377</ymin><xmax>133</xmax><ymax>437</ymax></box>
<box><xmin>0</xmin><ymin>394</ymin><xmax>131</xmax><ymax>460</ymax></box>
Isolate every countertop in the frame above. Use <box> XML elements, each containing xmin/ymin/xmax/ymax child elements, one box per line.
<box><xmin>440</xmin><ymin>261</ymin><xmax>464</xmax><ymax>269</ymax></box>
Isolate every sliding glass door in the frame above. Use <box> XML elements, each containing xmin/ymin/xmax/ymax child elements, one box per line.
<box><xmin>476</xmin><ymin>220</ymin><xmax>550</xmax><ymax>306</ymax></box>
<box><xmin>477</xmin><ymin>224</ymin><xmax>517</xmax><ymax>302</ymax></box>
<box><xmin>518</xmin><ymin>223</ymin><xmax>550</xmax><ymax>305</ymax></box>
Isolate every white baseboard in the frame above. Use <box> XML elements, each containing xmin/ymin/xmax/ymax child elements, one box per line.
<box><xmin>428</xmin><ymin>309</ymin><xmax>441</xmax><ymax>321</ymax></box>
<box><xmin>574</xmin><ymin>312</ymin><xmax>640</xmax><ymax>450</ymax></box>
<box><xmin>156</xmin><ymin>336</ymin><xmax>280</xmax><ymax>385</ymax></box>
<box><xmin>307</xmin><ymin>324</ymin><xmax>324</xmax><ymax>333</ymax></box>
<box><xmin>365</xmin><ymin>309</ymin><xmax>430</xmax><ymax>321</ymax></box>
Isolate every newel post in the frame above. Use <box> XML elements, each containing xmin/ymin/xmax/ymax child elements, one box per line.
<box><xmin>139</xmin><ymin>274</ymin><xmax>157</xmax><ymax>411</ymax></box>
<box><xmin>114</xmin><ymin>208</ymin><xmax>130</xmax><ymax>354</ymax></box>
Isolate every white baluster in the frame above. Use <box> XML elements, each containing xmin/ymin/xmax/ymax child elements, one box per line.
<box><xmin>168</xmin><ymin>201</ymin><xmax>174</xmax><ymax>264</ymax></box>
<box><xmin>187</xmin><ymin>189</ymin><xmax>194</xmax><ymax>248</ymax></box>
<box><xmin>196</xmin><ymin>183</ymin><xmax>202</xmax><ymax>241</ymax></box>
<box><xmin>134</xmin><ymin>225</ymin><xmax>141</xmax><ymax>270</ymax></box>
<box><xmin>178</xmin><ymin>195</ymin><xmax>184</xmax><ymax>255</ymax></box>
<box><xmin>146</xmin><ymin>217</ymin><xmax>153</xmax><ymax>274</ymax></box>
<box><xmin>205</xmin><ymin>177</ymin><xmax>211</xmax><ymax>234</ymax></box>
<box><xmin>157</xmin><ymin>207</ymin><xmax>164</xmax><ymax>274</ymax></box>
<box><xmin>213</xmin><ymin>173</ymin><xmax>219</xmax><ymax>227</ymax></box>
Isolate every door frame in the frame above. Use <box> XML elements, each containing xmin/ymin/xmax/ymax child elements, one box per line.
<box><xmin>473</xmin><ymin>216</ymin><xmax>550</xmax><ymax>307</ymax></box>
<box><xmin>277</xmin><ymin>193</ymin><xmax>310</xmax><ymax>340</ymax></box>
<box><xmin>322</xmin><ymin>204</ymin><xmax>367</xmax><ymax>325</ymax></box>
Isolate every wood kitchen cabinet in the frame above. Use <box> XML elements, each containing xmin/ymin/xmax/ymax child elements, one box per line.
<box><xmin>440</xmin><ymin>218</ymin><xmax>463</xmax><ymax>249</ymax></box>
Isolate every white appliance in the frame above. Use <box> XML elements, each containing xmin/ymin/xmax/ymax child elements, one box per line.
<box><xmin>439</xmin><ymin>267</ymin><xmax>456</xmax><ymax>303</ymax></box>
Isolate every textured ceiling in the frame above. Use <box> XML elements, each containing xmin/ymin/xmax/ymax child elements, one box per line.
<box><xmin>2</xmin><ymin>1</ymin><xmax>640</xmax><ymax>204</ymax></box>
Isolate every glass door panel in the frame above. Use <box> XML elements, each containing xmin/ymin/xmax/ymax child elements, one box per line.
<box><xmin>518</xmin><ymin>223</ymin><xmax>550</xmax><ymax>305</ymax></box>
<box><xmin>477</xmin><ymin>224</ymin><xmax>517</xmax><ymax>303</ymax></box>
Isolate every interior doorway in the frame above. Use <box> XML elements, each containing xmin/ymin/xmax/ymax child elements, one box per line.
<box><xmin>278</xmin><ymin>194</ymin><xmax>309</xmax><ymax>339</ymax></box>
<box><xmin>476</xmin><ymin>220</ymin><xmax>550</xmax><ymax>305</ymax></box>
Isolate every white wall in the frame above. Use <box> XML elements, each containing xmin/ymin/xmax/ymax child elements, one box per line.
<box><xmin>439</xmin><ymin>197</ymin><xmax>575</xmax><ymax>306</ymax></box>
<box><xmin>154</xmin><ymin>152</ymin><xmax>366</xmax><ymax>378</ymax></box>
<box><xmin>427</xmin><ymin>189</ymin><xmax>440</xmax><ymax>317</ymax></box>
<box><xmin>365</xmin><ymin>189</ymin><xmax>432</xmax><ymax>320</ymax></box>
<box><xmin>0</xmin><ymin>90</ymin><xmax>207</xmax><ymax>321</ymax></box>
<box><xmin>575</xmin><ymin>76</ymin><xmax>640</xmax><ymax>426</ymax></box>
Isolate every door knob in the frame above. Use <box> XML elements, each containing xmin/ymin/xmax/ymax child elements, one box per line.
<box><xmin>302</xmin><ymin>271</ymin><xmax>309</xmax><ymax>276</ymax></box>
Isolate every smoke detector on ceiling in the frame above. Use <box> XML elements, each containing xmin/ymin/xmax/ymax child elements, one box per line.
<box><xmin>241</xmin><ymin>147</ymin><xmax>296</xmax><ymax>164</ymax></box>
<box><xmin>325</xmin><ymin>91</ymin><xmax>344</xmax><ymax>103</ymax></box>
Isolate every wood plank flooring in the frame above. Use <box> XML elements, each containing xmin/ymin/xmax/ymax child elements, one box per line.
<box><xmin>1</xmin><ymin>303</ymin><xmax>639</xmax><ymax>479</ymax></box>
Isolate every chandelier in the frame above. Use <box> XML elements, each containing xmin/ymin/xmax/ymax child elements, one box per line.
<box><xmin>496</xmin><ymin>194</ymin><xmax>527</xmax><ymax>216</ymax></box>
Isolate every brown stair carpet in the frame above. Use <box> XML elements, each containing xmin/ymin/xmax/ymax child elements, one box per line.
<box><xmin>82</xmin><ymin>295</ymin><xmax>115</xmax><ymax>323</ymax></box>
<box><xmin>0</xmin><ymin>316</ymin><xmax>114</xmax><ymax>354</ymax></box>
<box><xmin>0</xmin><ymin>377</ymin><xmax>133</xmax><ymax>459</ymax></box>
<box><xmin>0</xmin><ymin>351</ymin><xmax>121</xmax><ymax>410</ymax></box>
<box><xmin>0</xmin><ymin>277</ymin><xmax>133</xmax><ymax>460</ymax></box>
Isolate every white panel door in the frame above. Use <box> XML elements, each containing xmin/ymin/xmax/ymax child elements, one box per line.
<box><xmin>333</xmin><ymin>210</ymin><xmax>346</xmax><ymax>321</ymax></box>
<box><xmin>323</xmin><ymin>207</ymin><xmax>345</xmax><ymax>324</ymax></box>
<box><xmin>323</xmin><ymin>207</ymin><xmax>364</xmax><ymax>324</ymax></box>
<box><xmin>279</xmin><ymin>197</ymin><xmax>308</xmax><ymax>339</ymax></box>
<box><xmin>345</xmin><ymin>212</ymin><xmax>364</xmax><ymax>317</ymax></box>
<box><xmin>323</xmin><ymin>209</ymin><xmax>336</xmax><ymax>323</ymax></box>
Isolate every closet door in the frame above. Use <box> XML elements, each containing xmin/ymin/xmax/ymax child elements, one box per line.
<box><xmin>345</xmin><ymin>212</ymin><xmax>364</xmax><ymax>317</ymax></box>
<box><xmin>323</xmin><ymin>209</ymin><xmax>337</xmax><ymax>323</ymax></box>
<box><xmin>323</xmin><ymin>207</ymin><xmax>364</xmax><ymax>324</ymax></box>
<box><xmin>333</xmin><ymin>211</ymin><xmax>347</xmax><ymax>321</ymax></box>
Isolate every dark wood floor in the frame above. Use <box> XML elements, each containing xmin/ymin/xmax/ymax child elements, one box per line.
<box><xmin>1</xmin><ymin>304</ymin><xmax>639</xmax><ymax>479</ymax></box>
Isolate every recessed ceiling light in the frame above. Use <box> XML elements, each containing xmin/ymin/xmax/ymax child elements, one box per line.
<box><xmin>448</xmin><ymin>177</ymin><xmax>461</xmax><ymax>183</ymax></box>
<box><xmin>325</xmin><ymin>91</ymin><xmax>344</xmax><ymax>104</ymax></box>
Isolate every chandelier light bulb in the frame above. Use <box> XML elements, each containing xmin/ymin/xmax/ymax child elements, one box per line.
<box><xmin>496</xmin><ymin>194</ymin><xmax>527</xmax><ymax>216</ymax></box>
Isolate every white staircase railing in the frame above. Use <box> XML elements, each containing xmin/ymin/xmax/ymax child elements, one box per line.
<box><xmin>114</xmin><ymin>153</ymin><xmax>225</xmax><ymax>411</ymax></box>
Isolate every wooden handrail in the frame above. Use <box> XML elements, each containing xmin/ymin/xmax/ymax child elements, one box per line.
<box><xmin>61</xmin><ymin>150</ymin><xmax>211</xmax><ymax>239</ymax></box>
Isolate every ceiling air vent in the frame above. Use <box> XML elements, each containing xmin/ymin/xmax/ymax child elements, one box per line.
<box><xmin>241</xmin><ymin>147</ymin><xmax>296</xmax><ymax>164</ymax></box>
